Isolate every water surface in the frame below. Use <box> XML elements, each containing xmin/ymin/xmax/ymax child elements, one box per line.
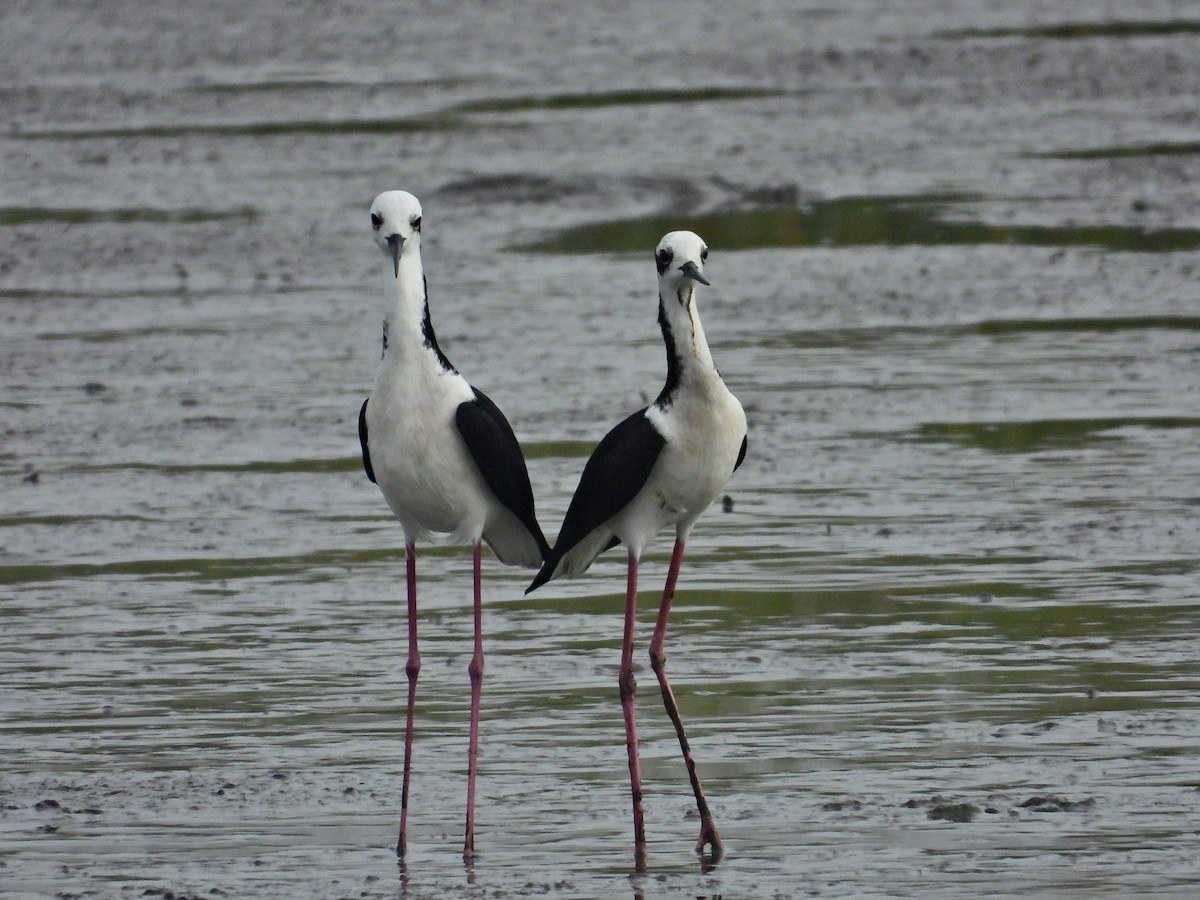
<box><xmin>2</xmin><ymin>1</ymin><xmax>1199</xmax><ymax>898</ymax></box>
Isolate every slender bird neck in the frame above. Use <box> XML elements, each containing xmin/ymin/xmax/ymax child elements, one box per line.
<box><xmin>380</xmin><ymin>249</ymin><xmax>454</xmax><ymax>372</ymax></box>
<box><xmin>655</xmin><ymin>284</ymin><xmax>718</xmax><ymax>406</ymax></box>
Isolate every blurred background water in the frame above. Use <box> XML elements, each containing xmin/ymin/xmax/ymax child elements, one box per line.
<box><xmin>2</xmin><ymin>1</ymin><xmax>1199</xmax><ymax>897</ymax></box>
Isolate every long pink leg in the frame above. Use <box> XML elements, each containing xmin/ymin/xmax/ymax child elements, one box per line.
<box><xmin>398</xmin><ymin>543</ymin><xmax>421</xmax><ymax>857</ymax></box>
<box><xmin>648</xmin><ymin>539</ymin><xmax>723</xmax><ymax>861</ymax></box>
<box><xmin>464</xmin><ymin>541</ymin><xmax>484</xmax><ymax>861</ymax></box>
<box><xmin>619</xmin><ymin>552</ymin><xmax>647</xmax><ymax>871</ymax></box>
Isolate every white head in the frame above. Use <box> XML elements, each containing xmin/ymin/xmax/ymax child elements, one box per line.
<box><xmin>654</xmin><ymin>231</ymin><xmax>719</xmax><ymax>379</ymax></box>
<box><xmin>655</xmin><ymin>230</ymin><xmax>710</xmax><ymax>298</ymax></box>
<box><xmin>369</xmin><ymin>190</ymin><xmax>423</xmax><ymax>278</ymax></box>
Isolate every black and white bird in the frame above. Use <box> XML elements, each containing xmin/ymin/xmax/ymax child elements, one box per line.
<box><xmin>357</xmin><ymin>190</ymin><xmax>549</xmax><ymax>861</ymax></box>
<box><xmin>527</xmin><ymin>230</ymin><xmax>747</xmax><ymax>867</ymax></box>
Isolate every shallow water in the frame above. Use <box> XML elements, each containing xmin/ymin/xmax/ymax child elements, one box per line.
<box><xmin>3</xmin><ymin>1</ymin><xmax>1200</xmax><ymax>897</ymax></box>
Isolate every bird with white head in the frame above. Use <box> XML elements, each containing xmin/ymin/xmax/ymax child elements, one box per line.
<box><xmin>358</xmin><ymin>190</ymin><xmax>549</xmax><ymax>861</ymax></box>
<box><xmin>528</xmin><ymin>230</ymin><xmax>747</xmax><ymax>868</ymax></box>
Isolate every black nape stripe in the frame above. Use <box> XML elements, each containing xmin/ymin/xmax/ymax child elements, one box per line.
<box><xmin>654</xmin><ymin>293</ymin><xmax>682</xmax><ymax>408</ymax></box>
<box><xmin>420</xmin><ymin>275</ymin><xmax>457</xmax><ymax>374</ymax></box>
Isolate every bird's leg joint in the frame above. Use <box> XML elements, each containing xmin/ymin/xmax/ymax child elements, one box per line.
<box><xmin>648</xmin><ymin>640</ymin><xmax>666</xmax><ymax>674</ymax></box>
<box><xmin>618</xmin><ymin>669</ymin><xmax>637</xmax><ymax>702</ymax></box>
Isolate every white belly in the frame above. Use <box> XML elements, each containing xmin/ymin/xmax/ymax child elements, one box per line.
<box><xmin>614</xmin><ymin>382</ymin><xmax>746</xmax><ymax>554</ymax></box>
<box><xmin>367</xmin><ymin>364</ymin><xmax>490</xmax><ymax>544</ymax></box>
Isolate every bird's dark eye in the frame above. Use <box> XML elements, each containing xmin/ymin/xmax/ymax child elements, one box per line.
<box><xmin>655</xmin><ymin>248</ymin><xmax>673</xmax><ymax>273</ymax></box>
<box><xmin>411</xmin><ymin>216</ymin><xmax>421</xmax><ymax>233</ymax></box>
<box><xmin>700</xmin><ymin>247</ymin><xmax>708</xmax><ymax>261</ymax></box>
<box><xmin>370</xmin><ymin>213</ymin><xmax>383</xmax><ymax>231</ymax></box>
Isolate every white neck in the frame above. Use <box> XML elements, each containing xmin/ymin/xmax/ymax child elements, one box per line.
<box><xmin>380</xmin><ymin>246</ymin><xmax>429</xmax><ymax>359</ymax></box>
<box><xmin>655</xmin><ymin>282</ymin><xmax>724</xmax><ymax>408</ymax></box>
<box><xmin>664</xmin><ymin>283</ymin><xmax>718</xmax><ymax>376</ymax></box>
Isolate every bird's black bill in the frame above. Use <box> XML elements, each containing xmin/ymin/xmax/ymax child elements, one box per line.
<box><xmin>387</xmin><ymin>235</ymin><xmax>402</xmax><ymax>278</ymax></box>
<box><xmin>680</xmin><ymin>260</ymin><xmax>710</xmax><ymax>285</ymax></box>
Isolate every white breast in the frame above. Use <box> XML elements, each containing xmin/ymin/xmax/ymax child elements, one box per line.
<box><xmin>613</xmin><ymin>379</ymin><xmax>746</xmax><ymax>555</ymax></box>
<box><xmin>367</xmin><ymin>357</ymin><xmax>490</xmax><ymax>544</ymax></box>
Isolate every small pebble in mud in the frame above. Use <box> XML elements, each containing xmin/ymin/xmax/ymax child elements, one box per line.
<box><xmin>722</xmin><ymin>495</ymin><xmax>734</xmax><ymax>513</ymax></box>
<box><xmin>1020</xmin><ymin>795</ymin><xmax>1096</xmax><ymax>813</ymax></box>
<box><xmin>928</xmin><ymin>802</ymin><xmax>978</xmax><ymax>823</ymax></box>
<box><xmin>822</xmin><ymin>799</ymin><xmax>864</xmax><ymax>812</ymax></box>
<box><xmin>82</xmin><ymin>381</ymin><xmax>107</xmax><ymax>395</ymax></box>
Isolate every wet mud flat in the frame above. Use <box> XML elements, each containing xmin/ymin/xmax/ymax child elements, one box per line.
<box><xmin>3</xmin><ymin>1</ymin><xmax>1200</xmax><ymax>897</ymax></box>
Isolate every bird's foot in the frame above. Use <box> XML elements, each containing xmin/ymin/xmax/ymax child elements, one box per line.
<box><xmin>695</xmin><ymin>819</ymin><xmax>723</xmax><ymax>865</ymax></box>
<box><xmin>463</xmin><ymin>827</ymin><xmax>480</xmax><ymax>865</ymax></box>
<box><xmin>633</xmin><ymin>845</ymin><xmax>647</xmax><ymax>874</ymax></box>
<box><xmin>463</xmin><ymin>843</ymin><xmax>478</xmax><ymax>881</ymax></box>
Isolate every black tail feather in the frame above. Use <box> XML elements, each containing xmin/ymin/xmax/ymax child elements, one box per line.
<box><xmin>526</xmin><ymin>553</ymin><xmax>559</xmax><ymax>594</ymax></box>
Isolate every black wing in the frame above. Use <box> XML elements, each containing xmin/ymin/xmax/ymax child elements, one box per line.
<box><xmin>358</xmin><ymin>398</ymin><xmax>376</xmax><ymax>483</ymax></box>
<box><xmin>735</xmin><ymin>434</ymin><xmax>748</xmax><ymax>472</ymax></box>
<box><xmin>527</xmin><ymin>408</ymin><xmax>665</xmax><ymax>593</ymax></box>
<box><xmin>455</xmin><ymin>388</ymin><xmax>549</xmax><ymax>556</ymax></box>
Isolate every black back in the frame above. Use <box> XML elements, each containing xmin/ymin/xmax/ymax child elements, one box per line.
<box><xmin>455</xmin><ymin>388</ymin><xmax>550</xmax><ymax>557</ymax></box>
<box><xmin>527</xmin><ymin>408</ymin><xmax>665</xmax><ymax>592</ymax></box>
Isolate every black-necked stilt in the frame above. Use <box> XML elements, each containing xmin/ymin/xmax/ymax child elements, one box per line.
<box><xmin>357</xmin><ymin>190</ymin><xmax>549</xmax><ymax>860</ymax></box>
<box><xmin>527</xmin><ymin>231</ymin><xmax>747</xmax><ymax>868</ymax></box>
